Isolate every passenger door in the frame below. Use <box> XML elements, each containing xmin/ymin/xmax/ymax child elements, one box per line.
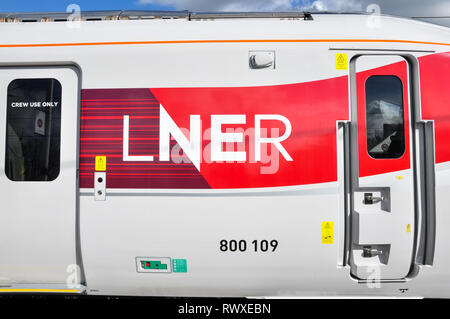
<box><xmin>0</xmin><ymin>67</ymin><xmax>79</xmax><ymax>285</ymax></box>
<box><xmin>348</xmin><ymin>56</ymin><xmax>415</xmax><ymax>280</ymax></box>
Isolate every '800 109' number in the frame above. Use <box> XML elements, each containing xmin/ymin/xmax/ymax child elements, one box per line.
<box><xmin>219</xmin><ymin>240</ymin><xmax>278</xmax><ymax>252</ymax></box>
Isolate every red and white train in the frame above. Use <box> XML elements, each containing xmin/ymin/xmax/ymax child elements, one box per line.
<box><xmin>0</xmin><ymin>10</ymin><xmax>449</xmax><ymax>297</ymax></box>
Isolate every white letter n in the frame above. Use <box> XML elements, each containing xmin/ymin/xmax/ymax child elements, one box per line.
<box><xmin>159</xmin><ymin>105</ymin><xmax>201</xmax><ymax>171</ymax></box>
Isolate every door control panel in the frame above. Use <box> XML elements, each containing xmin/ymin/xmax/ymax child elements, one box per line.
<box><xmin>94</xmin><ymin>172</ymin><xmax>106</xmax><ymax>201</ymax></box>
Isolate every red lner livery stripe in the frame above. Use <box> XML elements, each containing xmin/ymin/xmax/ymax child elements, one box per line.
<box><xmin>420</xmin><ymin>52</ymin><xmax>450</xmax><ymax>164</ymax></box>
<box><xmin>79</xmin><ymin>51</ymin><xmax>450</xmax><ymax>189</ymax></box>
<box><xmin>80</xmin><ymin>89</ymin><xmax>210</xmax><ymax>189</ymax></box>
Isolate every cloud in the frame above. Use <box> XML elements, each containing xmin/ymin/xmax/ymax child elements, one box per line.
<box><xmin>136</xmin><ymin>0</ymin><xmax>365</xmax><ymax>12</ymax></box>
<box><xmin>137</xmin><ymin>0</ymin><xmax>301</xmax><ymax>11</ymax></box>
<box><xmin>309</xmin><ymin>0</ymin><xmax>450</xmax><ymax>17</ymax></box>
<box><xmin>305</xmin><ymin>0</ymin><xmax>363</xmax><ymax>11</ymax></box>
<box><xmin>136</xmin><ymin>0</ymin><xmax>450</xmax><ymax>19</ymax></box>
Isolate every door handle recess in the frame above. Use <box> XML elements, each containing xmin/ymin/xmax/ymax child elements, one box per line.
<box><xmin>363</xmin><ymin>192</ymin><xmax>384</xmax><ymax>205</ymax></box>
<box><xmin>249</xmin><ymin>51</ymin><xmax>275</xmax><ymax>69</ymax></box>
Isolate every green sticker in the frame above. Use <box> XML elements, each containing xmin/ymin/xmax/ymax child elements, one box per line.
<box><xmin>172</xmin><ymin>259</ymin><xmax>187</xmax><ymax>273</ymax></box>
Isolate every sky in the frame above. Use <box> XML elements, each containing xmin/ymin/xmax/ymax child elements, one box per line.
<box><xmin>0</xmin><ymin>0</ymin><xmax>449</xmax><ymax>26</ymax></box>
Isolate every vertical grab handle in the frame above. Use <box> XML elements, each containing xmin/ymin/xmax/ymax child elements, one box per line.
<box><xmin>337</xmin><ymin>121</ymin><xmax>352</xmax><ymax>266</ymax></box>
<box><xmin>415</xmin><ymin>120</ymin><xmax>436</xmax><ymax>265</ymax></box>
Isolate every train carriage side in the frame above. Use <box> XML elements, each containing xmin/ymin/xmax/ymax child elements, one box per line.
<box><xmin>0</xmin><ymin>12</ymin><xmax>449</xmax><ymax>297</ymax></box>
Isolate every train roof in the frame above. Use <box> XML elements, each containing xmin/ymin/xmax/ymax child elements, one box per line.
<box><xmin>0</xmin><ymin>10</ymin><xmax>440</xmax><ymax>23</ymax></box>
<box><xmin>0</xmin><ymin>10</ymin><xmax>448</xmax><ymax>51</ymax></box>
<box><xmin>0</xmin><ymin>10</ymin><xmax>446</xmax><ymax>28</ymax></box>
<box><xmin>0</xmin><ymin>10</ymin><xmax>370</xmax><ymax>22</ymax></box>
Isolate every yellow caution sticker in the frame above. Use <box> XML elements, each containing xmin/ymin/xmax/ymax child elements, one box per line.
<box><xmin>321</xmin><ymin>221</ymin><xmax>334</xmax><ymax>244</ymax></box>
<box><xmin>407</xmin><ymin>224</ymin><xmax>411</xmax><ymax>233</ymax></box>
<box><xmin>335</xmin><ymin>53</ymin><xmax>348</xmax><ymax>70</ymax></box>
<box><xmin>95</xmin><ymin>156</ymin><xmax>107</xmax><ymax>171</ymax></box>
<box><xmin>396</xmin><ymin>175</ymin><xmax>404</xmax><ymax>180</ymax></box>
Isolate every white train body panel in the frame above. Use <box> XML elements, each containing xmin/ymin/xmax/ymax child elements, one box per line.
<box><xmin>0</xmin><ymin>12</ymin><xmax>449</xmax><ymax>297</ymax></box>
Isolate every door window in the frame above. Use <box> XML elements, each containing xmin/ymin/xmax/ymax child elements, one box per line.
<box><xmin>365</xmin><ymin>75</ymin><xmax>405</xmax><ymax>159</ymax></box>
<box><xmin>4</xmin><ymin>78</ymin><xmax>62</xmax><ymax>181</ymax></box>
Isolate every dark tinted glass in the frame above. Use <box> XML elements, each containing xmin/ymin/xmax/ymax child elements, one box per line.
<box><xmin>5</xmin><ymin>79</ymin><xmax>62</xmax><ymax>181</ymax></box>
<box><xmin>365</xmin><ymin>76</ymin><xmax>405</xmax><ymax>159</ymax></box>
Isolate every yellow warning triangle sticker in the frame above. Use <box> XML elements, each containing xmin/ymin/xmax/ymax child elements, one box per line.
<box><xmin>335</xmin><ymin>53</ymin><xmax>348</xmax><ymax>70</ymax></box>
